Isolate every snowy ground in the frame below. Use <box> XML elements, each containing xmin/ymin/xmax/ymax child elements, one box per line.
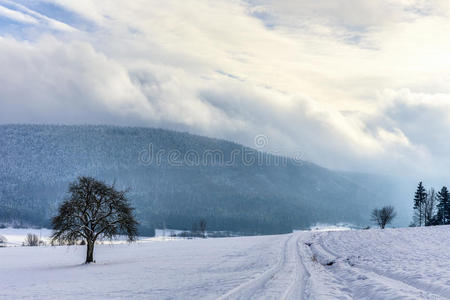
<box><xmin>1</xmin><ymin>226</ymin><xmax>450</xmax><ymax>299</ymax></box>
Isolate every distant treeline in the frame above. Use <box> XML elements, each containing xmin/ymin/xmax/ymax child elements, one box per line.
<box><xmin>411</xmin><ymin>181</ymin><xmax>450</xmax><ymax>227</ymax></box>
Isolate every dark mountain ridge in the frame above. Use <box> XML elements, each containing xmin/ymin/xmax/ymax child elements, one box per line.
<box><xmin>0</xmin><ymin>124</ymin><xmax>397</xmax><ymax>235</ymax></box>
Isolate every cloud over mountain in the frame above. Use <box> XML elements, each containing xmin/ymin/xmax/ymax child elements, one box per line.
<box><xmin>0</xmin><ymin>0</ymin><xmax>449</xmax><ymax>181</ymax></box>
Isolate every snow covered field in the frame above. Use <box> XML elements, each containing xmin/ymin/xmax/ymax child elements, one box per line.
<box><xmin>1</xmin><ymin>226</ymin><xmax>450</xmax><ymax>299</ymax></box>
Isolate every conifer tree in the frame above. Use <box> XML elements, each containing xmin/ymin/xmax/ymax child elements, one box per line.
<box><xmin>436</xmin><ymin>186</ymin><xmax>450</xmax><ymax>225</ymax></box>
<box><xmin>413</xmin><ymin>181</ymin><xmax>427</xmax><ymax>226</ymax></box>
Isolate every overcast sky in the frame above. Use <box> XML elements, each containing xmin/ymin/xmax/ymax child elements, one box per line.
<box><xmin>1</xmin><ymin>0</ymin><xmax>450</xmax><ymax>181</ymax></box>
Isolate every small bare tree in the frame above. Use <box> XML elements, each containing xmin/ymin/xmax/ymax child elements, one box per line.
<box><xmin>424</xmin><ymin>188</ymin><xmax>436</xmax><ymax>226</ymax></box>
<box><xmin>24</xmin><ymin>233</ymin><xmax>40</xmax><ymax>246</ymax></box>
<box><xmin>371</xmin><ymin>206</ymin><xmax>396</xmax><ymax>229</ymax></box>
<box><xmin>199</xmin><ymin>219</ymin><xmax>207</xmax><ymax>238</ymax></box>
<box><xmin>51</xmin><ymin>177</ymin><xmax>138</xmax><ymax>263</ymax></box>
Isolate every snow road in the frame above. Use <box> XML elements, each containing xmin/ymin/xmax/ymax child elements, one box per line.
<box><xmin>217</xmin><ymin>234</ymin><xmax>310</xmax><ymax>300</ymax></box>
<box><xmin>1</xmin><ymin>226</ymin><xmax>450</xmax><ymax>299</ymax></box>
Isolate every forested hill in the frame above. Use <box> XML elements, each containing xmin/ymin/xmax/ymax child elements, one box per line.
<box><xmin>0</xmin><ymin>124</ymin><xmax>397</xmax><ymax>235</ymax></box>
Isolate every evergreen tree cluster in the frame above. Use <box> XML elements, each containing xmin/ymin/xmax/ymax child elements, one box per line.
<box><xmin>412</xmin><ymin>181</ymin><xmax>450</xmax><ymax>226</ymax></box>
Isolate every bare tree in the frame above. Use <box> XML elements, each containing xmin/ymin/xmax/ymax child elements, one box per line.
<box><xmin>199</xmin><ymin>219</ymin><xmax>207</xmax><ymax>238</ymax></box>
<box><xmin>371</xmin><ymin>206</ymin><xmax>397</xmax><ymax>229</ymax></box>
<box><xmin>51</xmin><ymin>177</ymin><xmax>138</xmax><ymax>263</ymax></box>
<box><xmin>424</xmin><ymin>188</ymin><xmax>436</xmax><ymax>226</ymax></box>
<box><xmin>191</xmin><ymin>221</ymin><xmax>198</xmax><ymax>236</ymax></box>
<box><xmin>24</xmin><ymin>233</ymin><xmax>40</xmax><ymax>246</ymax></box>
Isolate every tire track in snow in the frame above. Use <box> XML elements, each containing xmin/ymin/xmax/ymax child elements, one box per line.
<box><xmin>311</xmin><ymin>235</ymin><xmax>448</xmax><ymax>300</ymax></box>
<box><xmin>217</xmin><ymin>234</ymin><xmax>292</xmax><ymax>300</ymax></box>
<box><xmin>282</xmin><ymin>234</ymin><xmax>311</xmax><ymax>300</ymax></box>
<box><xmin>218</xmin><ymin>233</ymin><xmax>309</xmax><ymax>300</ymax></box>
<box><xmin>316</xmin><ymin>233</ymin><xmax>450</xmax><ymax>299</ymax></box>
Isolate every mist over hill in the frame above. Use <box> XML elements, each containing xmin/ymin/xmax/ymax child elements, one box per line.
<box><xmin>0</xmin><ymin>124</ymin><xmax>407</xmax><ymax>235</ymax></box>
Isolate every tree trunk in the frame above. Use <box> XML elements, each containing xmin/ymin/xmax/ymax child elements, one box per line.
<box><xmin>86</xmin><ymin>241</ymin><xmax>95</xmax><ymax>263</ymax></box>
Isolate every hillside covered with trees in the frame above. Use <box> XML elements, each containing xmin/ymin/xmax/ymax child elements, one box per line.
<box><xmin>0</xmin><ymin>124</ymin><xmax>403</xmax><ymax>235</ymax></box>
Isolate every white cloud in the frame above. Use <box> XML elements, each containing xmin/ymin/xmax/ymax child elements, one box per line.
<box><xmin>0</xmin><ymin>36</ymin><xmax>153</xmax><ymax>125</ymax></box>
<box><xmin>0</xmin><ymin>4</ymin><xmax>38</xmax><ymax>24</ymax></box>
<box><xmin>0</xmin><ymin>0</ymin><xmax>76</xmax><ymax>32</ymax></box>
<box><xmin>0</xmin><ymin>0</ymin><xmax>450</xmax><ymax>181</ymax></box>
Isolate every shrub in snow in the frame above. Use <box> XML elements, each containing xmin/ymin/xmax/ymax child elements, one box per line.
<box><xmin>0</xmin><ymin>234</ymin><xmax>7</xmax><ymax>246</ymax></box>
<box><xmin>24</xmin><ymin>233</ymin><xmax>40</xmax><ymax>246</ymax></box>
